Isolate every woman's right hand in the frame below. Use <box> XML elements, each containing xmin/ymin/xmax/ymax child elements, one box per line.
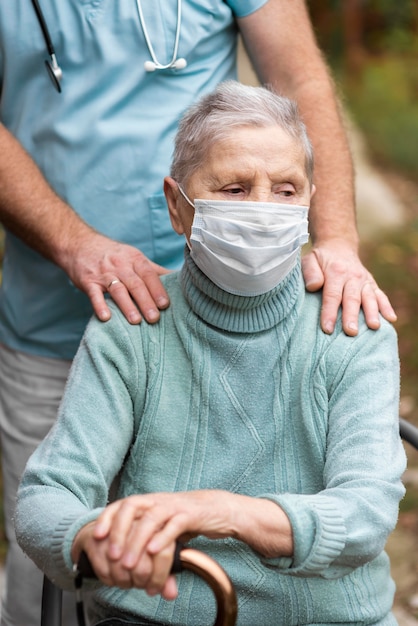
<box><xmin>72</xmin><ymin>518</ymin><xmax>179</xmax><ymax>599</ymax></box>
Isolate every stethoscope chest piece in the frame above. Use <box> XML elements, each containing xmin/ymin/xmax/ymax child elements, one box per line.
<box><xmin>45</xmin><ymin>55</ymin><xmax>63</xmax><ymax>93</ymax></box>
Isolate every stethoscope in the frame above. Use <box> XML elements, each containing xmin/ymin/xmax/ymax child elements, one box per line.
<box><xmin>31</xmin><ymin>0</ymin><xmax>187</xmax><ymax>93</ymax></box>
<box><xmin>31</xmin><ymin>0</ymin><xmax>63</xmax><ymax>92</ymax></box>
<box><xmin>136</xmin><ymin>0</ymin><xmax>187</xmax><ymax>72</ymax></box>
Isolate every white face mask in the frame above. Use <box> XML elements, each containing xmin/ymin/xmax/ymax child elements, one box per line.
<box><xmin>178</xmin><ymin>188</ymin><xmax>309</xmax><ymax>296</ymax></box>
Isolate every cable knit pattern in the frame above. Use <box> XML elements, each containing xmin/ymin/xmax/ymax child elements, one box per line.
<box><xmin>16</xmin><ymin>251</ymin><xmax>406</xmax><ymax>625</ymax></box>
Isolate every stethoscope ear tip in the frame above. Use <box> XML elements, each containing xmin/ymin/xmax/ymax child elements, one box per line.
<box><xmin>173</xmin><ymin>57</ymin><xmax>187</xmax><ymax>70</ymax></box>
<box><xmin>144</xmin><ymin>60</ymin><xmax>157</xmax><ymax>72</ymax></box>
<box><xmin>144</xmin><ymin>57</ymin><xmax>187</xmax><ymax>73</ymax></box>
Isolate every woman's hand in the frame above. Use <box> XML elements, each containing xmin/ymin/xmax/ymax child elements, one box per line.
<box><xmin>72</xmin><ymin>518</ymin><xmax>178</xmax><ymax>599</ymax></box>
<box><xmin>72</xmin><ymin>491</ymin><xmax>293</xmax><ymax>598</ymax></box>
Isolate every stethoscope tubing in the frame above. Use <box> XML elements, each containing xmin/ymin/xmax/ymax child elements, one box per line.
<box><xmin>30</xmin><ymin>0</ymin><xmax>187</xmax><ymax>88</ymax></box>
<box><xmin>31</xmin><ymin>0</ymin><xmax>56</xmax><ymax>57</ymax></box>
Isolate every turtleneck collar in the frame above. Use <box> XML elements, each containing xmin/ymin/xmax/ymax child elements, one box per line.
<box><xmin>180</xmin><ymin>247</ymin><xmax>304</xmax><ymax>333</ymax></box>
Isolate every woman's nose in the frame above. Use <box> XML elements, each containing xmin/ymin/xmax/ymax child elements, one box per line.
<box><xmin>248</xmin><ymin>189</ymin><xmax>273</xmax><ymax>203</ymax></box>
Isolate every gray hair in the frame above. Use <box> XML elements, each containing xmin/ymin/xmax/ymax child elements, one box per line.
<box><xmin>170</xmin><ymin>81</ymin><xmax>314</xmax><ymax>185</ymax></box>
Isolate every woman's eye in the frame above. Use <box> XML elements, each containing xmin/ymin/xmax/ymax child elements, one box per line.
<box><xmin>274</xmin><ymin>186</ymin><xmax>295</xmax><ymax>197</ymax></box>
<box><xmin>224</xmin><ymin>187</ymin><xmax>244</xmax><ymax>195</ymax></box>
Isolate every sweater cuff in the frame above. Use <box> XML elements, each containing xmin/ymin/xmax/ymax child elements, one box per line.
<box><xmin>258</xmin><ymin>495</ymin><xmax>347</xmax><ymax>576</ymax></box>
<box><xmin>51</xmin><ymin>508</ymin><xmax>105</xmax><ymax>581</ymax></box>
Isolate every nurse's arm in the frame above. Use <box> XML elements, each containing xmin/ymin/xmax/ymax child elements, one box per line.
<box><xmin>0</xmin><ymin>123</ymin><xmax>169</xmax><ymax>324</ymax></box>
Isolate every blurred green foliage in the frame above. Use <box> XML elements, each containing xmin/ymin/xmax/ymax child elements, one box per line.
<box><xmin>400</xmin><ymin>481</ymin><xmax>418</xmax><ymax>514</ymax></box>
<box><xmin>309</xmin><ymin>0</ymin><xmax>418</xmax><ymax>57</ymax></box>
<box><xmin>309</xmin><ymin>1</ymin><xmax>418</xmax><ymax>179</ymax></box>
<box><xmin>342</xmin><ymin>59</ymin><xmax>418</xmax><ymax>179</ymax></box>
<box><xmin>354</xmin><ymin>0</ymin><xmax>417</xmax><ymax>55</ymax></box>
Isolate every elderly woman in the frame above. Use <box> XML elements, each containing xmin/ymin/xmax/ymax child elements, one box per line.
<box><xmin>16</xmin><ymin>81</ymin><xmax>405</xmax><ymax>626</ymax></box>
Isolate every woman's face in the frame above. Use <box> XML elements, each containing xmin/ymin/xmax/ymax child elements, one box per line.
<box><xmin>165</xmin><ymin>124</ymin><xmax>314</xmax><ymax>241</ymax></box>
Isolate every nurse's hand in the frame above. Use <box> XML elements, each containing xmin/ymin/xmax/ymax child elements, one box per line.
<box><xmin>63</xmin><ymin>231</ymin><xmax>171</xmax><ymax>325</ymax></box>
<box><xmin>0</xmin><ymin>125</ymin><xmax>171</xmax><ymax>324</ymax></box>
<box><xmin>302</xmin><ymin>240</ymin><xmax>396</xmax><ymax>336</ymax></box>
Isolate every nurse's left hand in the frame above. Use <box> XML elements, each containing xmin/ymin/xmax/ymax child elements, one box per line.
<box><xmin>301</xmin><ymin>240</ymin><xmax>397</xmax><ymax>336</ymax></box>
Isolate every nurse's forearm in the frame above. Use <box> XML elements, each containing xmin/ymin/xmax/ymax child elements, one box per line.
<box><xmin>292</xmin><ymin>77</ymin><xmax>357</xmax><ymax>249</ymax></box>
<box><xmin>239</xmin><ymin>0</ymin><xmax>358</xmax><ymax>250</ymax></box>
<box><xmin>0</xmin><ymin>123</ymin><xmax>96</xmax><ymax>264</ymax></box>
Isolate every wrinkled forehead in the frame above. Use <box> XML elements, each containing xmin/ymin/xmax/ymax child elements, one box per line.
<box><xmin>191</xmin><ymin>126</ymin><xmax>309</xmax><ymax>183</ymax></box>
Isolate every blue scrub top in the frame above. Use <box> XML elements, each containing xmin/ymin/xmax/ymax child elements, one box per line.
<box><xmin>0</xmin><ymin>0</ymin><xmax>267</xmax><ymax>358</ymax></box>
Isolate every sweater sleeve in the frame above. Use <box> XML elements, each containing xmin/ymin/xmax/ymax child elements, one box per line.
<box><xmin>258</xmin><ymin>318</ymin><xmax>406</xmax><ymax>578</ymax></box>
<box><xmin>15</xmin><ymin>304</ymin><xmax>147</xmax><ymax>590</ymax></box>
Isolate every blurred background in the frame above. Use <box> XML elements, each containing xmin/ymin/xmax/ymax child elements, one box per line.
<box><xmin>0</xmin><ymin>1</ymin><xmax>418</xmax><ymax>621</ymax></box>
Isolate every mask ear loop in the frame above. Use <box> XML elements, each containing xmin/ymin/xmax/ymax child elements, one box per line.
<box><xmin>176</xmin><ymin>185</ymin><xmax>195</xmax><ymax>249</ymax></box>
<box><xmin>177</xmin><ymin>184</ymin><xmax>195</xmax><ymax>208</ymax></box>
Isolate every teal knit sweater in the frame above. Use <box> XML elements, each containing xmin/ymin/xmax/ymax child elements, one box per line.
<box><xmin>16</xmin><ymin>251</ymin><xmax>406</xmax><ymax>626</ymax></box>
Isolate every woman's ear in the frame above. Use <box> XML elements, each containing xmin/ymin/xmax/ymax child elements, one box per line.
<box><xmin>164</xmin><ymin>177</ymin><xmax>185</xmax><ymax>235</ymax></box>
<box><xmin>310</xmin><ymin>183</ymin><xmax>316</xmax><ymax>200</ymax></box>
